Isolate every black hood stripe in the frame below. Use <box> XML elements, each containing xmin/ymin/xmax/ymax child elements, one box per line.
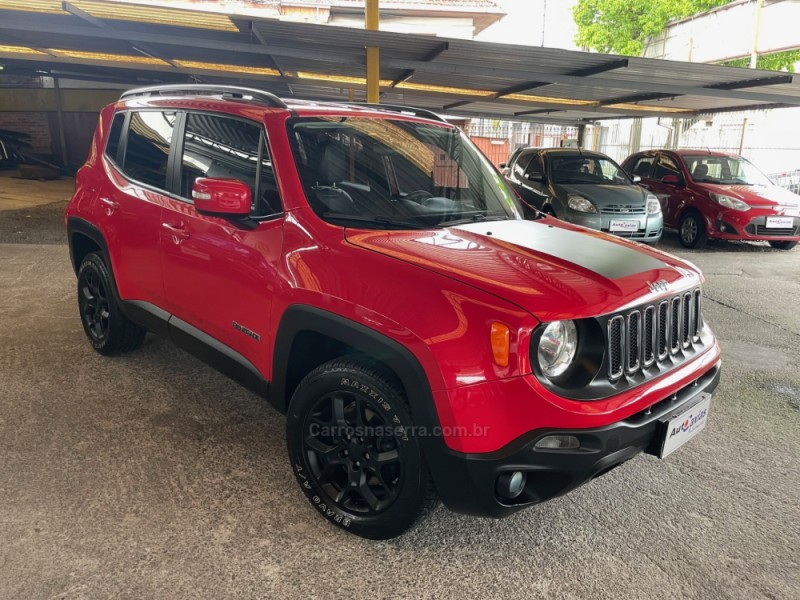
<box><xmin>453</xmin><ymin>220</ymin><xmax>667</xmax><ymax>280</ymax></box>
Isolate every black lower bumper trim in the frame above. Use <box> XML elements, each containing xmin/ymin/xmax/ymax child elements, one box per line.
<box><xmin>432</xmin><ymin>360</ymin><xmax>721</xmax><ymax>518</ymax></box>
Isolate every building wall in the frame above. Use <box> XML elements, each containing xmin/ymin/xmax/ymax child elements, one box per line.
<box><xmin>644</xmin><ymin>0</ymin><xmax>800</xmax><ymax>63</ymax></box>
<box><xmin>0</xmin><ymin>112</ymin><xmax>52</xmax><ymax>155</ymax></box>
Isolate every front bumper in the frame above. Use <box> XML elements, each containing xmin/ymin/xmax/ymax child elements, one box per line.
<box><xmin>708</xmin><ymin>210</ymin><xmax>800</xmax><ymax>241</ymax></box>
<box><xmin>431</xmin><ymin>360</ymin><xmax>720</xmax><ymax>518</ymax></box>
<box><xmin>566</xmin><ymin>209</ymin><xmax>663</xmax><ymax>243</ymax></box>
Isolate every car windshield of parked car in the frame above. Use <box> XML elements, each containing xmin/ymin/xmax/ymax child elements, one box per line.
<box><xmin>550</xmin><ymin>155</ymin><xmax>631</xmax><ymax>185</ymax></box>
<box><xmin>684</xmin><ymin>155</ymin><xmax>773</xmax><ymax>186</ymax></box>
<box><xmin>287</xmin><ymin>117</ymin><xmax>521</xmax><ymax>230</ymax></box>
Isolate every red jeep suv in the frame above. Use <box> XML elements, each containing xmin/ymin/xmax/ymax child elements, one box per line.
<box><xmin>66</xmin><ymin>85</ymin><xmax>721</xmax><ymax>539</ymax></box>
<box><xmin>623</xmin><ymin>149</ymin><xmax>800</xmax><ymax>250</ymax></box>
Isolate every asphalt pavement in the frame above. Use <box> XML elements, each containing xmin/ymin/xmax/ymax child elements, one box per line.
<box><xmin>0</xmin><ymin>184</ymin><xmax>798</xmax><ymax>599</ymax></box>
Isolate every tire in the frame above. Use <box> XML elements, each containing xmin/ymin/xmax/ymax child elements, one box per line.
<box><xmin>77</xmin><ymin>252</ymin><xmax>146</xmax><ymax>355</ymax></box>
<box><xmin>679</xmin><ymin>211</ymin><xmax>707</xmax><ymax>249</ymax></box>
<box><xmin>286</xmin><ymin>357</ymin><xmax>437</xmax><ymax>539</ymax></box>
<box><xmin>768</xmin><ymin>240</ymin><xmax>797</xmax><ymax>250</ymax></box>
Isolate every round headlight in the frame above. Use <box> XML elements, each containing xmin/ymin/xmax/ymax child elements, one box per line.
<box><xmin>537</xmin><ymin>320</ymin><xmax>578</xmax><ymax>378</ymax></box>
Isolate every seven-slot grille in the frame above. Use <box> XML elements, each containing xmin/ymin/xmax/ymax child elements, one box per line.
<box><xmin>607</xmin><ymin>288</ymin><xmax>702</xmax><ymax>380</ymax></box>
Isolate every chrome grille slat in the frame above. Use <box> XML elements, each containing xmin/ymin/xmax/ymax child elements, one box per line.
<box><xmin>682</xmin><ymin>292</ymin><xmax>693</xmax><ymax>348</ymax></box>
<box><xmin>606</xmin><ymin>288</ymin><xmax>703</xmax><ymax>382</ymax></box>
<box><xmin>657</xmin><ymin>301</ymin><xmax>669</xmax><ymax>360</ymax></box>
<box><xmin>692</xmin><ymin>289</ymin><xmax>702</xmax><ymax>342</ymax></box>
<box><xmin>626</xmin><ymin>310</ymin><xmax>641</xmax><ymax>373</ymax></box>
<box><xmin>643</xmin><ymin>306</ymin><xmax>656</xmax><ymax>367</ymax></box>
<box><xmin>670</xmin><ymin>297</ymin><xmax>681</xmax><ymax>355</ymax></box>
<box><xmin>608</xmin><ymin>316</ymin><xmax>625</xmax><ymax>380</ymax></box>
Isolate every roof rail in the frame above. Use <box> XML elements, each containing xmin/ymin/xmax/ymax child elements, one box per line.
<box><xmin>120</xmin><ymin>84</ymin><xmax>287</xmax><ymax>109</ymax></box>
<box><xmin>347</xmin><ymin>102</ymin><xmax>447</xmax><ymax>123</ymax></box>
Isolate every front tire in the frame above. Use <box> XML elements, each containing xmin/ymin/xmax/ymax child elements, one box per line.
<box><xmin>286</xmin><ymin>358</ymin><xmax>436</xmax><ymax>539</ymax></box>
<box><xmin>769</xmin><ymin>240</ymin><xmax>797</xmax><ymax>250</ymax></box>
<box><xmin>679</xmin><ymin>211</ymin><xmax>707</xmax><ymax>249</ymax></box>
<box><xmin>77</xmin><ymin>252</ymin><xmax>146</xmax><ymax>355</ymax></box>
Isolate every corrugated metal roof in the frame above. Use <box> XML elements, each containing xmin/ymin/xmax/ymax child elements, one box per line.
<box><xmin>0</xmin><ymin>0</ymin><xmax>797</xmax><ymax>124</ymax></box>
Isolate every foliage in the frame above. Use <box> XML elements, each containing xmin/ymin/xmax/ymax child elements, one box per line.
<box><xmin>720</xmin><ymin>49</ymin><xmax>800</xmax><ymax>73</ymax></box>
<box><xmin>573</xmin><ymin>0</ymin><xmax>731</xmax><ymax>56</ymax></box>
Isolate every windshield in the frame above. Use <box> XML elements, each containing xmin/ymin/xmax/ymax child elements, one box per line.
<box><xmin>287</xmin><ymin>117</ymin><xmax>521</xmax><ymax>229</ymax></box>
<box><xmin>549</xmin><ymin>155</ymin><xmax>631</xmax><ymax>185</ymax></box>
<box><xmin>684</xmin><ymin>155</ymin><xmax>773</xmax><ymax>186</ymax></box>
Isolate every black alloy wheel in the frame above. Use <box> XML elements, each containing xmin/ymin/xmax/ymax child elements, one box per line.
<box><xmin>76</xmin><ymin>253</ymin><xmax>146</xmax><ymax>355</ymax></box>
<box><xmin>79</xmin><ymin>266</ymin><xmax>110</xmax><ymax>343</ymax></box>
<box><xmin>287</xmin><ymin>358</ymin><xmax>437</xmax><ymax>539</ymax></box>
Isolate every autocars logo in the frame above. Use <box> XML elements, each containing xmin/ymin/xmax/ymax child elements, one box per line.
<box><xmin>668</xmin><ymin>407</ymin><xmax>708</xmax><ymax>439</ymax></box>
<box><xmin>647</xmin><ymin>280</ymin><xmax>669</xmax><ymax>293</ymax></box>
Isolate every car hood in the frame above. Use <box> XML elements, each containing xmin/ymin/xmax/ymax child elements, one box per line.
<box><xmin>555</xmin><ymin>183</ymin><xmax>646</xmax><ymax>205</ymax></box>
<box><xmin>345</xmin><ymin>219</ymin><xmax>701</xmax><ymax>321</ymax></box>
<box><xmin>697</xmin><ymin>183</ymin><xmax>800</xmax><ymax>208</ymax></box>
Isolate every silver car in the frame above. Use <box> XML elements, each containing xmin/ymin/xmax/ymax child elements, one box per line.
<box><xmin>503</xmin><ymin>148</ymin><xmax>663</xmax><ymax>244</ymax></box>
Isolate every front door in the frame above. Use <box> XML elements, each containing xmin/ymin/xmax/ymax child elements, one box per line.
<box><xmin>160</xmin><ymin>112</ymin><xmax>284</xmax><ymax>376</ymax></box>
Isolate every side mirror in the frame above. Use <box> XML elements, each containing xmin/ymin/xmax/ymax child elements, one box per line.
<box><xmin>661</xmin><ymin>174</ymin><xmax>682</xmax><ymax>186</ymax></box>
<box><xmin>192</xmin><ymin>178</ymin><xmax>251</xmax><ymax>216</ymax></box>
<box><xmin>632</xmin><ymin>175</ymin><xmax>642</xmax><ymax>183</ymax></box>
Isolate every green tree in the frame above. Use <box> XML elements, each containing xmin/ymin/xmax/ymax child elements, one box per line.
<box><xmin>573</xmin><ymin>0</ymin><xmax>731</xmax><ymax>56</ymax></box>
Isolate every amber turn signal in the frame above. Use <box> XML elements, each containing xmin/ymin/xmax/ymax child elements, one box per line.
<box><xmin>490</xmin><ymin>322</ymin><xmax>510</xmax><ymax>368</ymax></box>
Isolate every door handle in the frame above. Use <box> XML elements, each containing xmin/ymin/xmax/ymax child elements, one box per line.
<box><xmin>100</xmin><ymin>197</ymin><xmax>118</xmax><ymax>215</ymax></box>
<box><xmin>162</xmin><ymin>222</ymin><xmax>190</xmax><ymax>243</ymax></box>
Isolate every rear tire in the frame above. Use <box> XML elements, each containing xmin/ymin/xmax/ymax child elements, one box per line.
<box><xmin>286</xmin><ymin>357</ymin><xmax>437</xmax><ymax>539</ymax></box>
<box><xmin>768</xmin><ymin>240</ymin><xmax>797</xmax><ymax>250</ymax></box>
<box><xmin>77</xmin><ymin>252</ymin><xmax>146</xmax><ymax>355</ymax></box>
<box><xmin>679</xmin><ymin>211</ymin><xmax>707</xmax><ymax>249</ymax></box>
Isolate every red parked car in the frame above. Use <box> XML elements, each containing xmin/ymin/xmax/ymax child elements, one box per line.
<box><xmin>66</xmin><ymin>85</ymin><xmax>721</xmax><ymax>539</ymax></box>
<box><xmin>622</xmin><ymin>150</ymin><xmax>800</xmax><ymax>250</ymax></box>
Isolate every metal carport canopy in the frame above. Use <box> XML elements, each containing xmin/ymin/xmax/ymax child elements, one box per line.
<box><xmin>0</xmin><ymin>0</ymin><xmax>798</xmax><ymax>124</ymax></box>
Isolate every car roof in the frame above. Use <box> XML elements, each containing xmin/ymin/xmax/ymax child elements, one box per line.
<box><xmin>520</xmin><ymin>147</ymin><xmax>614</xmax><ymax>160</ymax></box>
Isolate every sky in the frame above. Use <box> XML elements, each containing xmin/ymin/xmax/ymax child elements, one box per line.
<box><xmin>476</xmin><ymin>0</ymin><xmax>581</xmax><ymax>49</ymax></box>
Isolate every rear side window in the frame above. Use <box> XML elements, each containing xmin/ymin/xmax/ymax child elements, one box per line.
<box><xmin>105</xmin><ymin>112</ymin><xmax>125</xmax><ymax>164</ymax></box>
<box><xmin>121</xmin><ymin>111</ymin><xmax>176</xmax><ymax>190</ymax></box>
<box><xmin>179</xmin><ymin>113</ymin><xmax>281</xmax><ymax>216</ymax></box>
<box><xmin>630</xmin><ymin>156</ymin><xmax>654</xmax><ymax>178</ymax></box>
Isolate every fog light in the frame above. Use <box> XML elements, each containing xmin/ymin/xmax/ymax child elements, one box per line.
<box><xmin>534</xmin><ymin>435</ymin><xmax>580</xmax><ymax>450</ymax></box>
<box><xmin>496</xmin><ymin>470</ymin><xmax>526</xmax><ymax>500</ymax></box>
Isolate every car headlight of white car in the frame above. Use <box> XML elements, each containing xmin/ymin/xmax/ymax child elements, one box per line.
<box><xmin>567</xmin><ymin>195</ymin><xmax>597</xmax><ymax>213</ymax></box>
<box><xmin>646</xmin><ymin>194</ymin><xmax>662</xmax><ymax>214</ymax></box>
<box><xmin>710</xmin><ymin>192</ymin><xmax>750</xmax><ymax>211</ymax></box>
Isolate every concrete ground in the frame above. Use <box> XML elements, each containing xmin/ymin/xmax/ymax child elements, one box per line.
<box><xmin>0</xmin><ymin>181</ymin><xmax>798</xmax><ymax>599</ymax></box>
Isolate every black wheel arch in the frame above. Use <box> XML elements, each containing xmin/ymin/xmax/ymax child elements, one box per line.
<box><xmin>67</xmin><ymin>217</ymin><xmax>109</xmax><ymax>276</ymax></box>
<box><xmin>270</xmin><ymin>305</ymin><xmax>489</xmax><ymax>512</ymax></box>
<box><xmin>270</xmin><ymin>305</ymin><xmax>440</xmax><ymax>428</ymax></box>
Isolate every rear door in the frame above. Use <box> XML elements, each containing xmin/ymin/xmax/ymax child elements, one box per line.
<box><xmin>100</xmin><ymin>109</ymin><xmax>176</xmax><ymax>307</ymax></box>
<box><xmin>649</xmin><ymin>153</ymin><xmax>691</xmax><ymax>227</ymax></box>
<box><xmin>160</xmin><ymin>111</ymin><xmax>284</xmax><ymax>376</ymax></box>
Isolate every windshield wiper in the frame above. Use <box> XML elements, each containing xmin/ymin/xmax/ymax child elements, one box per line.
<box><xmin>322</xmin><ymin>213</ymin><xmax>430</xmax><ymax>230</ymax></box>
<box><xmin>437</xmin><ymin>213</ymin><xmax>510</xmax><ymax>227</ymax></box>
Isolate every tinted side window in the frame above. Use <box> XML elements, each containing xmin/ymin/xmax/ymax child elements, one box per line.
<box><xmin>652</xmin><ymin>155</ymin><xmax>681</xmax><ymax>180</ymax></box>
<box><xmin>122</xmin><ymin>111</ymin><xmax>175</xmax><ymax>190</ymax></box>
<box><xmin>523</xmin><ymin>155</ymin><xmax>544</xmax><ymax>180</ymax></box>
<box><xmin>180</xmin><ymin>113</ymin><xmax>281</xmax><ymax>216</ymax></box>
<box><xmin>630</xmin><ymin>156</ymin><xmax>654</xmax><ymax>178</ymax></box>
<box><xmin>105</xmin><ymin>112</ymin><xmax>125</xmax><ymax>164</ymax></box>
<box><xmin>512</xmin><ymin>153</ymin><xmax>533</xmax><ymax>178</ymax></box>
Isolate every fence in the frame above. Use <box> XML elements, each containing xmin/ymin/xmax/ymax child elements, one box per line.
<box><xmin>463</xmin><ymin>119</ymin><xmax>579</xmax><ymax>167</ymax></box>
